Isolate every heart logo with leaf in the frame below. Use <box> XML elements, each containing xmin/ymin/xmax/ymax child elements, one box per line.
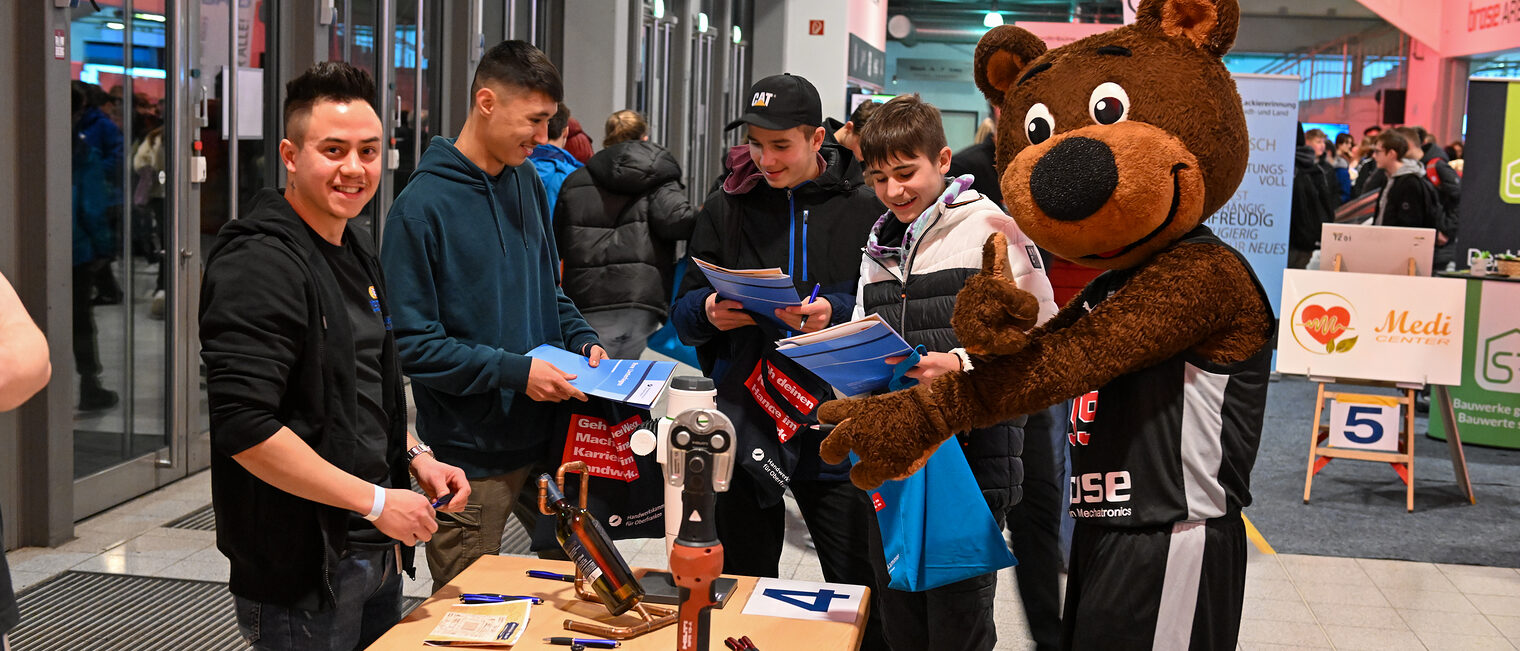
<box><xmin>1300</xmin><ymin>305</ymin><xmax>1349</xmax><ymax>345</ymax></box>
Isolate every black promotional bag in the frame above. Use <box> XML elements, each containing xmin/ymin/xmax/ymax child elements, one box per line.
<box><xmin>720</xmin><ymin>346</ymin><xmax>834</xmax><ymax>508</ymax></box>
<box><xmin>527</xmin><ymin>397</ymin><xmax>665</xmax><ymax>550</ymax></box>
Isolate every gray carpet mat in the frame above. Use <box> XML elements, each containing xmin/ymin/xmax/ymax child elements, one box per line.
<box><xmin>163</xmin><ymin>505</ymin><xmax>217</xmax><ymax>532</ymax></box>
<box><xmin>1244</xmin><ymin>376</ymin><xmax>1520</xmax><ymax>567</ymax></box>
<box><xmin>9</xmin><ymin>571</ymin><xmax>427</xmax><ymax>651</ymax></box>
<box><xmin>10</xmin><ymin>571</ymin><xmax>245</xmax><ymax>650</ymax></box>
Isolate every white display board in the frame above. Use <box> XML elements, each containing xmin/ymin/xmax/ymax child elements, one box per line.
<box><xmin>1218</xmin><ymin>74</ymin><xmax>1300</xmax><ymax>324</ymax></box>
<box><xmin>1327</xmin><ymin>395</ymin><xmax>1402</xmax><ymax>452</ymax></box>
<box><xmin>1319</xmin><ymin>224</ymin><xmax>1437</xmax><ymax>276</ymax></box>
<box><xmin>741</xmin><ymin>577</ymin><xmax>865</xmax><ymax>623</ymax></box>
<box><xmin>1276</xmin><ymin>269</ymin><xmax>1467</xmax><ymax>385</ymax></box>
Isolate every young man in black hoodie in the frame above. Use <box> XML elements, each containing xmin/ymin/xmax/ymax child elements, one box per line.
<box><xmin>200</xmin><ymin>62</ymin><xmax>471</xmax><ymax>650</ymax></box>
<box><xmin>670</xmin><ymin>73</ymin><xmax>887</xmax><ymax>650</ymax></box>
<box><xmin>381</xmin><ymin>41</ymin><xmax>605</xmax><ymax>590</ymax></box>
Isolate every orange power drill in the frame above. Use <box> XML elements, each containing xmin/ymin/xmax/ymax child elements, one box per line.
<box><xmin>666</xmin><ymin>408</ymin><xmax>735</xmax><ymax>651</ymax></box>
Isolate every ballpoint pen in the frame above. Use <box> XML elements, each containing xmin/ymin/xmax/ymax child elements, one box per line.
<box><xmin>458</xmin><ymin>593</ymin><xmax>543</xmax><ymax>604</ymax></box>
<box><xmin>430</xmin><ymin>492</ymin><xmax>456</xmax><ymax>509</ymax></box>
<box><xmin>798</xmin><ymin>283</ymin><xmax>821</xmax><ymax>329</ymax></box>
<box><xmin>526</xmin><ymin>569</ymin><xmax>577</xmax><ymax>582</ymax></box>
<box><xmin>543</xmin><ymin>637</ymin><xmax>620</xmax><ymax>648</ymax></box>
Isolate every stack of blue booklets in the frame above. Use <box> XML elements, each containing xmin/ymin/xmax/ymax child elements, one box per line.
<box><xmin>693</xmin><ymin>258</ymin><xmax>802</xmax><ymax>318</ymax></box>
<box><xmin>775</xmin><ymin>315</ymin><xmax>915</xmax><ymax>396</ymax></box>
<box><xmin>526</xmin><ymin>345</ymin><xmax>677</xmax><ymax>409</ymax></box>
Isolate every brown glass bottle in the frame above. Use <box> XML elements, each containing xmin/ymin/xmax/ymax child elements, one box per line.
<box><xmin>541</xmin><ymin>475</ymin><xmax>645</xmax><ymax>615</ymax></box>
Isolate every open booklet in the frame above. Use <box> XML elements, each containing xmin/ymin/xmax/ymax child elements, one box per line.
<box><xmin>693</xmin><ymin>258</ymin><xmax>803</xmax><ymax>319</ymax></box>
<box><xmin>526</xmin><ymin>345</ymin><xmax>677</xmax><ymax>410</ymax></box>
<box><xmin>423</xmin><ymin>600</ymin><xmax>532</xmax><ymax>647</ymax></box>
<box><xmin>776</xmin><ymin>314</ymin><xmax>915</xmax><ymax>396</ymax></box>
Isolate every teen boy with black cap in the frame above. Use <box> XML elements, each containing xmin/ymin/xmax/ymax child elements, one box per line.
<box><xmin>671</xmin><ymin>73</ymin><xmax>887</xmax><ymax>649</ymax></box>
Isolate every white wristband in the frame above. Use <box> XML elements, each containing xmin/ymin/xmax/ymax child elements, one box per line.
<box><xmin>363</xmin><ymin>484</ymin><xmax>385</xmax><ymax>522</ymax></box>
<box><xmin>949</xmin><ymin>348</ymin><xmax>975</xmax><ymax>372</ymax></box>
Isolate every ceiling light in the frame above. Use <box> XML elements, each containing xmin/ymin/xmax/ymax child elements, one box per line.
<box><xmin>653</xmin><ymin>0</ymin><xmax>665</xmax><ymax>19</ymax></box>
<box><xmin>983</xmin><ymin>11</ymin><xmax>1003</xmax><ymax>28</ymax></box>
<box><xmin>732</xmin><ymin>25</ymin><xmax>743</xmax><ymax>44</ymax></box>
<box><xmin>105</xmin><ymin>21</ymin><xmax>125</xmax><ymax>30</ymax></box>
<box><xmin>133</xmin><ymin>12</ymin><xmax>166</xmax><ymax>22</ymax></box>
<box><xmin>697</xmin><ymin>12</ymin><xmax>709</xmax><ymax>33</ymax></box>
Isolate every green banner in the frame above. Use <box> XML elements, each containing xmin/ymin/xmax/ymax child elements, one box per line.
<box><xmin>1505</xmin><ymin>82</ymin><xmax>1520</xmax><ymax>204</ymax></box>
<box><xmin>1429</xmin><ymin>278</ymin><xmax>1520</xmax><ymax>448</ymax></box>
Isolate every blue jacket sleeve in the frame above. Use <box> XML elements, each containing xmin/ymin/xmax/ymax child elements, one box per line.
<box><xmin>381</xmin><ymin>214</ymin><xmax>530</xmax><ymax>394</ymax></box>
<box><xmin>821</xmin><ymin>290</ymin><xmax>855</xmax><ymax>327</ymax></box>
<box><xmin>672</xmin><ymin>286</ymin><xmax>718</xmax><ymax>347</ymax></box>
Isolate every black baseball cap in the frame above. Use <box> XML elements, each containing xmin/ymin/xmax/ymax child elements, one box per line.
<box><xmin>724</xmin><ymin>73</ymin><xmax>823</xmax><ymax>132</ymax></box>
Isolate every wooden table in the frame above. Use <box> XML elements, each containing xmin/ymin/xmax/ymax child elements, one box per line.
<box><xmin>367</xmin><ymin>556</ymin><xmax>868</xmax><ymax>650</ymax></box>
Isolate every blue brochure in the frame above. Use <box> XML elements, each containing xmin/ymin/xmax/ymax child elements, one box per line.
<box><xmin>526</xmin><ymin>345</ymin><xmax>677</xmax><ymax>409</ymax></box>
<box><xmin>775</xmin><ymin>315</ymin><xmax>915</xmax><ymax>396</ymax></box>
<box><xmin>693</xmin><ymin>258</ymin><xmax>802</xmax><ymax>319</ymax></box>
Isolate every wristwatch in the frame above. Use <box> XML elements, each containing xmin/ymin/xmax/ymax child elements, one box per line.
<box><xmin>406</xmin><ymin>443</ymin><xmax>435</xmax><ymax>464</ymax></box>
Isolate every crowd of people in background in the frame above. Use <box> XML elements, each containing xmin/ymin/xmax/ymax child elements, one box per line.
<box><xmin>1290</xmin><ymin>121</ymin><xmax>1465</xmax><ymax>271</ymax></box>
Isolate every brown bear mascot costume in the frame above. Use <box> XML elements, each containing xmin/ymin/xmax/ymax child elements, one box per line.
<box><xmin>817</xmin><ymin>0</ymin><xmax>1275</xmax><ymax>648</ymax></box>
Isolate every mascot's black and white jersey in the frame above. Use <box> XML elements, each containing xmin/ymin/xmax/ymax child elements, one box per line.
<box><xmin>1066</xmin><ymin>227</ymin><xmax>1275</xmax><ymax>528</ymax></box>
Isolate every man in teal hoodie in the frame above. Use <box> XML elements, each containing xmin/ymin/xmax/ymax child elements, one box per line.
<box><xmin>382</xmin><ymin>40</ymin><xmax>606</xmax><ymax>590</ymax></box>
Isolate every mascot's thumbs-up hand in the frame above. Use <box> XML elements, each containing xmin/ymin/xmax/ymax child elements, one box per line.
<box><xmin>818</xmin><ymin>383</ymin><xmax>955</xmax><ymax>490</ymax></box>
<box><xmin>951</xmin><ymin>233</ymin><xmax>1040</xmax><ymax>356</ymax></box>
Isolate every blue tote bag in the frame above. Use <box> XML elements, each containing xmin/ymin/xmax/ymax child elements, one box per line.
<box><xmin>855</xmin><ymin>440</ymin><xmax>1017</xmax><ymax>592</ymax></box>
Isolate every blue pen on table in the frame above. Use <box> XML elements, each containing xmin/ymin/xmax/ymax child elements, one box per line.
<box><xmin>458</xmin><ymin>593</ymin><xmax>543</xmax><ymax>604</ymax></box>
<box><xmin>429</xmin><ymin>492</ymin><xmax>456</xmax><ymax>509</ymax></box>
<box><xmin>526</xmin><ymin>569</ymin><xmax>577</xmax><ymax>582</ymax></box>
<box><xmin>543</xmin><ymin>637</ymin><xmax>620</xmax><ymax>648</ymax></box>
<box><xmin>798</xmin><ymin>283</ymin><xmax>822</xmax><ymax>329</ymax></box>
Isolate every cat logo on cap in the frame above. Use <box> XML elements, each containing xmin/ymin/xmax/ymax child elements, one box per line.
<box><xmin>752</xmin><ymin>91</ymin><xmax>775</xmax><ymax>107</ymax></box>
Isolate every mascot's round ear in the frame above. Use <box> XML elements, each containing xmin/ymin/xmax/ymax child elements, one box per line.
<box><xmin>974</xmin><ymin>26</ymin><xmax>1048</xmax><ymax>106</ymax></box>
<box><xmin>1135</xmin><ymin>0</ymin><xmax>1239</xmax><ymax>58</ymax></box>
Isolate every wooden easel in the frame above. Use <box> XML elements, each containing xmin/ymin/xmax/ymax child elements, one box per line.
<box><xmin>1301</xmin><ymin>254</ymin><xmax>1476</xmax><ymax>512</ymax></box>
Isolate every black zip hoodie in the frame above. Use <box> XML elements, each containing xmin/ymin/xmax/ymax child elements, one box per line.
<box><xmin>200</xmin><ymin>188</ymin><xmax>413</xmax><ymax>610</ymax></box>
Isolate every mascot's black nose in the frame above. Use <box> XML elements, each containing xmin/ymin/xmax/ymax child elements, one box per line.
<box><xmin>1029</xmin><ymin>137</ymin><xmax>1119</xmax><ymax>222</ymax></box>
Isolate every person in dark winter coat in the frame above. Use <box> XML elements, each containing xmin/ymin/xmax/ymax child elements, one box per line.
<box><xmin>949</xmin><ymin>109</ymin><xmax>1003</xmax><ymax>208</ymax></box>
<box><xmin>1393</xmin><ymin>126</ymin><xmax>1462</xmax><ymax>268</ymax></box>
<box><xmin>71</xmin><ymin>82</ymin><xmax>120</xmax><ymax>411</ymax></box>
<box><xmin>670</xmin><ymin>73</ymin><xmax>888</xmax><ymax>651</ymax></box>
<box><xmin>822</xmin><ymin>99</ymin><xmax>880</xmax><ymax>184</ymax></box>
<box><xmin>555</xmin><ymin>110</ymin><xmax>695</xmax><ymax>359</ymax></box>
<box><xmin>1289</xmin><ymin>124</ymin><xmax>1336</xmax><ymax>268</ymax></box>
<box><xmin>1371</xmin><ymin>131</ymin><xmax>1442</xmax><ymax>231</ymax></box>
<box><xmin>1304</xmin><ymin>129</ymin><xmax>1341</xmax><ymax>209</ymax></box>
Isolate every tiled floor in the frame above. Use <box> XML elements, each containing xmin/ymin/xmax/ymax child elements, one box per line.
<box><xmin>7</xmin><ymin>469</ymin><xmax>1518</xmax><ymax>649</ymax></box>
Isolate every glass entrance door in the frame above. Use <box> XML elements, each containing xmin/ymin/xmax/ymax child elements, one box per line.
<box><xmin>67</xmin><ymin>0</ymin><xmax>269</xmax><ymax>519</ymax></box>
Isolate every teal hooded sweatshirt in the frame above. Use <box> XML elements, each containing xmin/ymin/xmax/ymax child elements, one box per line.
<box><xmin>382</xmin><ymin>136</ymin><xmax>600</xmax><ymax>476</ymax></box>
